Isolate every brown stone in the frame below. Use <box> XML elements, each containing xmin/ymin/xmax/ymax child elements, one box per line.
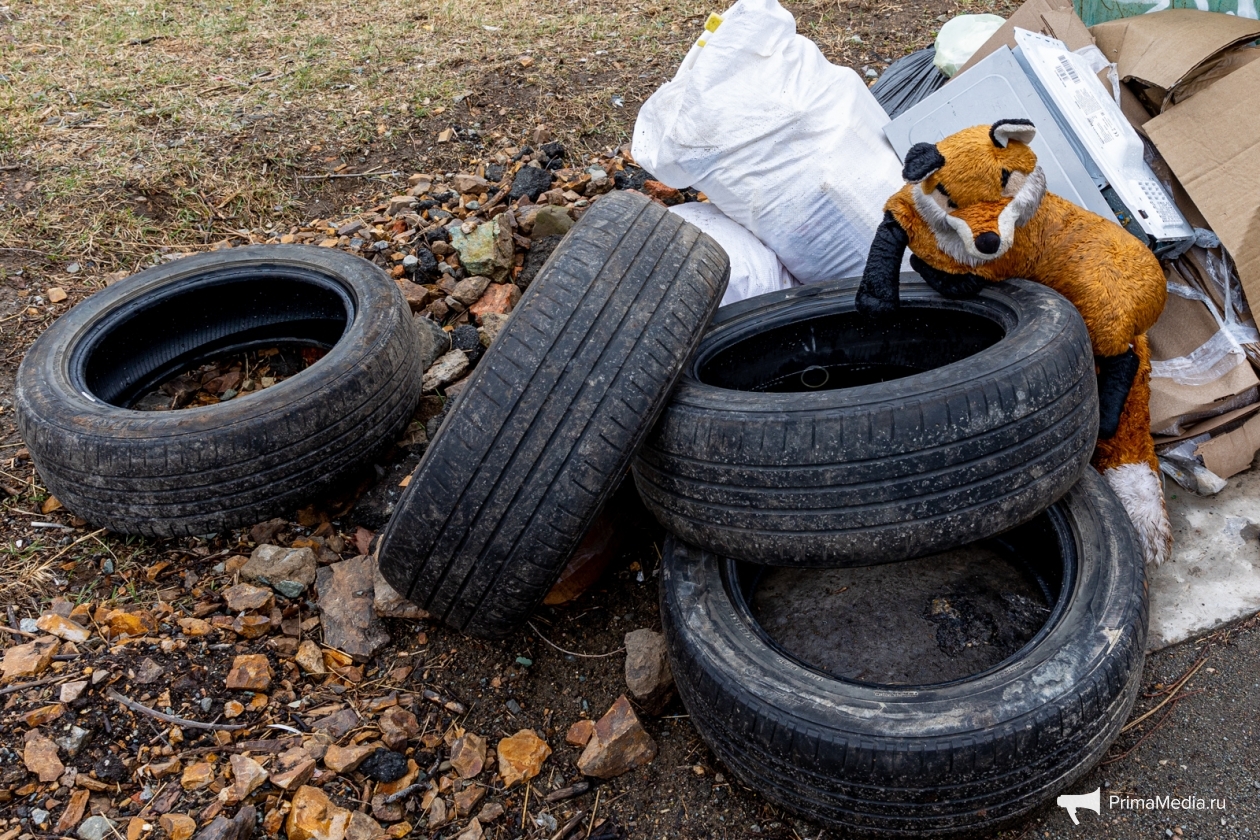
<box><xmin>426</xmin><ymin>797</ymin><xmax>448</xmax><ymax>828</ymax></box>
<box><xmin>474</xmin><ymin>801</ymin><xmax>504</xmax><ymax>824</ymax></box>
<box><xmin>223</xmin><ymin>754</ymin><xmax>268</xmax><ymax>804</ymax></box>
<box><xmin>181</xmin><ymin>761</ymin><xmax>214</xmax><ymax>791</ymax></box>
<box><xmin>372</xmin><ymin>562</ymin><xmax>429</xmax><ymax>620</ymax></box>
<box><xmin>395</xmin><ymin>279</ymin><xmax>431</xmax><ymax>312</ymax></box>
<box><xmin>1</xmin><ymin>635</ymin><xmax>59</xmax><ymax>680</ymax></box>
<box><xmin>222</xmin><ymin>583</ymin><xmax>274</xmax><ymax>613</ymax></box>
<box><xmin>452</xmin><ymin>785</ymin><xmax>486</xmax><ymax>817</ymax></box>
<box><xmin>159</xmin><ymin>814</ymin><xmax>197</xmax><ymax>840</ymax></box>
<box><xmin>294</xmin><ymin>639</ymin><xmax>326</xmax><ymax>675</ymax></box>
<box><xmin>454</xmin><ymin>174</ymin><xmax>491</xmax><ymax>194</ymax></box>
<box><xmin>269</xmin><ymin>746</ymin><xmax>316</xmax><ymax>791</ymax></box>
<box><xmin>576</xmin><ymin>695</ymin><xmax>657</xmax><ymax>779</ymax></box>
<box><xmin>311</xmin><ymin>707</ymin><xmax>360</xmax><ymax>739</ymax></box>
<box><xmin>495</xmin><ymin>730</ymin><xmax>551</xmax><ymax>788</ymax></box>
<box><xmin>232</xmin><ymin>614</ymin><xmax>272</xmax><ymax>639</ymax></box>
<box><xmin>241</xmin><ymin>544</ymin><xmax>318</xmax><ymax>596</ymax></box>
<box><xmin>642</xmin><ymin>180</ymin><xmax>684</xmax><ymax>206</ymax></box>
<box><xmin>565</xmin><ymin>719</ymin><xmax>595</xmax><ymax>747</ymax></box>
<box><xmin>105</xmin><ymin>609</ymin><xmax>156</xmax><ymax>638</ymax></box>
<box><xmin>287</xmin><ymin>785</ymin><xmax>351</xmax><ymax>840</ymax></box>
<box><xmin>623</xmin><ymin>628</ymin><xmax>674</xmax><ymax>712</ymax></box>
<box><xmin>450</xmin><ymin>275</ymin><xmax>491</xmax><ymax>306</ymax></box>
<box><xmin>316</xmin><ymin>557</ymin><xmax>391</xmax><ymax>662</ymax></box>
<box><xmin>59</xmin><ymin>679</ymin><xmax>89</xmax><ymax>704</ymax></box>
<box><xmin>23</xmin><ymin>730</ymin><xmax>63</xmax><ymax>782</ymax></box>
<box><xmin>346</xmin><ymin>810</ymin><xmax>385</xmax><ymax>840</ymax></box>
<box><xmin>54</xmin><ymin>788</ymin><xmax>90</xmax><ymax>834</ymax></box>
<box><xmin>453</xmin><ymin>817</ymin><xmax>483</xmax><ymax>840</ymax></box>
<box><xmin>468</xmin><ymin>283</ymin><xmax>520</xmax><ymax>318</ymax></box>
<box><xmin>148</xmin><ymin>756</ymin><xmax>182</xmax><ymax>778</ymax></box>
<box><xmin>324</xmin><ymin>743</ymin><xmax>376</xmax><ymax>774</ymax></box>
<box><xmin>225</xmin><ymin>654</ymin><xmax>272</xmax><ymax>691</ymax></box>
<box><xmin>377</xmin><ymin>706</ymin><xmax>419</xmax><ymax>750</ymax></box>
<box><xmin>449</xmin><ymin>732</ymin><xmax>487</xmax><ymax>779</ymax></box>
<box><xmin>23</xmin><ymin>703</ymin><xmax>63</xmax><ymax>727</ymax></box>
<box><xmin>178</xmin><ymin>617</ymin><xmax>213</xmax><ymax>637</ymax></box>
<box><xmin>35</xmin><ymin>612</ymin><xmax>90</xmax><ymax>643</ymax></box>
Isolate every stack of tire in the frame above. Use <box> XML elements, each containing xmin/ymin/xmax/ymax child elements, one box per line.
<box><xmin>17</xmin><ymin>191</ymin><xmax>1147</xmax><ymax>837</ymax></box>
<box><xmin>370</xmin><ymin>191</ymin><xmax>1147</xmax><ymax>836</ymax></box>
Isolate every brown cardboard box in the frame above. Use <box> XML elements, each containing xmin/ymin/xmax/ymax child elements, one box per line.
<box><xmin>1090</xmin><ymin>10</ymin><xmax>1260</xmax><ymax>111</ymax></box>
<box><xmin>1145</xmin><ymin>57</ymin><xmax>1260</xmax><ymax>321</ymax></box>
<box><xmin>1155</xmin><ymin>403</ymin><xmax>1260</xmax><ymax>480</ymax></box>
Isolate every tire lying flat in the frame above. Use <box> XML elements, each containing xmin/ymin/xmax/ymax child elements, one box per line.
<box><xmin>633</xmin><ymin>275</ymin><xmax>1098</xmax><ymax>567</ymax></box>
<box><xmin>16</xmin><ymin>245</ymin><xmax>421</xmax><ymax>537</ymax></box>
<box><xmin>377</xmin><ymin>191</ymin><xmax>729</xmax><ymax>639</ymax></box>
<box><xmin>660</xmin><ymin>468</ymin><xmax>1148</xmax><ymax>838</ymax></box>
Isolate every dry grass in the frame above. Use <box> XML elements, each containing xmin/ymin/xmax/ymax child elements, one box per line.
<box><xmin>0</xmin><ymin>0</ymin><xmax>1016</xmax><ymax>279</ymax></box>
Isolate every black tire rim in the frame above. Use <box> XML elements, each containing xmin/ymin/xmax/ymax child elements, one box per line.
<box><xmin>721</xmin><ymin>501</ymin><xmax>1080</xmax><ymax>691</ymax></box>
<box><xmin>68</xmin><ymin>263</ymin><xmax>355</xmax><ymax>409</ymax></box>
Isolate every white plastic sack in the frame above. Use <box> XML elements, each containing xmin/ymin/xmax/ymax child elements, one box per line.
<box><xmin>933</xmin><ymin>14</ymin><xmax>1005</xmax><ymax>77</ymax></box>
<box><xmin>632</xmin><ymin>0</ymin><xmax>904</xmax><ymax>286</ymax></box>
<box><xmin>668</xmin><ymin>202</ymin><xmax>797</xmax><ymax>306</ymax></box>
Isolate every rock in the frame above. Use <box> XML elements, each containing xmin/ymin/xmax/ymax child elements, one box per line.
<box><xmin>394</xmin><ymin>278</ymin><xmax>430</xmax><ymax>313</ymax></box>
<box><xmin>359</xmin><ymin>749</ymin><xmax>409</xmax><ymax>783</ymax></box>
<box><xmin>451</xmin><ymin>275</ymin><xmax>491</xmax><ymax>306</ymax></box>
<box><xmin>453</xmin><ymin>785</ymin><xmax>486</xmax><ymax>817</ymax></box>
<box><xmin>194</xmin><ymin>804</ymin><xmax>255</xmax><ymax>840</ymax></box>
<box><xmin>222</xmin><ymin>583</ymin><xmax>274</xmax><ymax>613</ymax></box>
<box><xmin>372</xmin><ymin>562</ymin><xmax>429</xmax><ymax>620</ymax></box>
<box><xmin>477</xmin><ymin>313</ymin><xmax>510</xmax><ymax>347</ymax></box>
<box><xmin>2</xmin><ymin>635</ymin><xmax>59</xmax><ymax>680</ymax></box>
<box><xmin>134</xmin><ymin>656</ymin><xmax>165</xmax><ymax>684</ymax></box>
<box><xmin>294</xmin><ymin>639</ymin><xmax>326</xmax><ymax>676</ymax></box>
<box><xmin>421</xmin><ymin>349</ymin><xmax>469</xmax><ymax>393</ymax></box>
<box><xmin>450</xmin><ymin>731</ymin><xmax>487</xmax><ymax>779</ymax></box>
<box><xmin>475</xmin><ymin>802</ymin><xmax>504</xmax><ymax>823</ymax></box>
<box><xmin>232</xmin><ymin>614</ymin><xmax>272</xmax><ymax>639</ymax></box>
<box><xmin>159</xmin><ymin>814</ymin><xmax>197</xmax><ymax>840</ymax></box>
<box><xmin>23</xmin><ymin>703</ymin><xmax>63</xmax><ymax>727</ymax></box>
<box><xmin>269</xmin><ymin>746</ymin><xmax>316</xmax><ymax>791</ymax></box>
<box><xmin>94</xmin><ymin>752</ymin><xmax>128</xmax><ymax>781</ymax></box>
<box><xmin>182</xmin><ymin>761</ymin><xmax>214</xmax><ymax>790</ymax></box>
<box><xmin>530</xmin><ymin>205</ymin><xmax>573</xmax><ymax>238</ymax></box>
<box><xmin>510</xmin><ymin>166</ymin><xmax>553</xmax><ymax>202</ymax></box>
<box><xmin>250</xmin><ymin>518</ymin><xmax>287</xmax><ymax>544</ymax></box>
<box><xmin>454</xmin><ymin>818</ymin><xmax>483</xmax><ymax>840</ymax></box>
<box><xmin>496</xmin><ymin>730</ymin><xmax>551</xmax><ymax>788</ymax></box>
<box><xmin>179</xmin><ymin>617</ymin><xmax>213</xmax><ymax>636</ymax></box>
<box><xmin>104</xmin><ymin>608</ymin><xmax>156</xmax><ymax>638</ymax></box>
<box><xmin>623</xmin><ymin>628</ymin><xmax>674</xmax><ymax>712</ymax></box>
<box><xmin>35</xmin><ymin>612</ymin><xmax>89</xmax><ymax>643</ymax></box>
<box><xmin>57</xmin><ymin>725</ymin><xmax>89</xmax><ymax>756</ymax></box>
<box><xmin>288</xmin><ymin>786</ymin><xmax>351</xmax><ymax>840</ymax></box>
<box><xmin>576</xmin><ymin>695</ymin><xmax>658</xmax><ymax>779</ymax></box>
<box><xmin>225</xmin><ymin>654</ymin><xmax>272</xmax><ymax>691</ymax></box>
<box><xmin>223</xmin><ymin>754</ymin><xmax>268</xmax><ymax>804</ymax></box>
<box><xmin>469</xmin><ymin>282</ymin><xmax>520</xmax><ymax>319</ymax></box>
<box><xmin>454</xmin><ymin>174</ymin><xmax>490</xmax><ymax>194</ymax></box>
<box><xmin>324</xmin><ymin>743</ymin><xmax>376</xmax><ymax>774</ymax></box>
<box><xmin>346</xmin><ymin>810</ymin><xmax>384</xmax><ymax>840</ymax></box>
<box><xmin>426</xmin><ymin>797</ymin><xmax>448</xmax><ymax>828</ymax></box>
<box><xmin>517</xmin><ymin>235</ymin><xmax>563</xmax><ymax>290</ymax></box>
<box><xmin>241</xmin><ymin>545</ymin><xmax>318</xmax><ymax>596</ymax></box>
<box><xmin>77</xmin><ymin>815</ymin><xmax>118</xmax><ymax>840</ymax></box>
<box><xmin>387</xmin><ymin>195</ymin><xmax>415</xmax><ymax>215</ymax></box>
<box><xmin>565</xmin><ymin>719</ymin><xmax>595</xmax><ymax>747</ymax></box>
<box><xmin>448</xmin><ymin>219</ymin><xmax>511</xmax><ymax>280</ymax></box>
<box><xmin>60</xmin><ymin>679</ymin><xmax>89</xmax><ymax>703</ymax></box>
<box><xmin>642</xmin><ymin>180</ymin><xmax>683</xmax><ymax>206</ymax></box>
<box><xmin>23</xmin><ymin>730</ymin><xmax>63</xmax><ymax>782</ymax></box>
<box><xmin>48</xmin><ymin>287</ymin><xmax>68</xmax><ymax>303</ymax></box>
<box><xmin>413</xmin><ymin>316</ymin><xmax>450</xmax><ymax>373</ymax></box>
<box><xmin>311</xmin><ymin>707</ymin><xmax>360</xmax><ymax>739</ymax></box>
<box><xmin>377</xmin><ymin>707</ymin><xmax>419</xmax><ymax>750</ymax></box>
<box><xmin>316</xmin><ymin>556</ymin><xmax>391</xmax><ymax>662</ymax></box>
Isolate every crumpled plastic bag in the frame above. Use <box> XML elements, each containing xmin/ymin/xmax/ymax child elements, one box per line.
<box><xmin>632</xmin><ymin>0</ymin><xmax>903</xmax><ymax>286</ymax></box>
<box><xmin>933</xmin><ymin>14</ymin><xmax>1005</xmax><ymax>77</ymax></box>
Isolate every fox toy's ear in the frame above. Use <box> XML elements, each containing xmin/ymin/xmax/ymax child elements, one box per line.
<box><xmin>990</xmin><ymin>119</ymin><xmax>1036</xmax><ymax>148</ymax></box>
<box><xmin>903</xmin><ymin>142</ymin><xmax>945</xmax><ymax>183</ymax></box>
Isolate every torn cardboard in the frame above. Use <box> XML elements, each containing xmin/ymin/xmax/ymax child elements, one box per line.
<box><xmin>1156</xmin><ymin>403</ymin><xmax>1260</xmax><ymax>482</ymax></box>
<box><xmin>1090</xmin><ymin>9</ymin><xmax>1260</xmax><ymax>110</ymax></box>
<box><xmin>1145</xmin><ymin>57</ymin><xmax>1260</xmax><ymax>321</ymax></box>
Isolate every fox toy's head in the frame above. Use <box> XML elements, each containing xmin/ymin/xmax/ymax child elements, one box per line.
<box><xmin>902</xmin><ymin>119</ymin><xmax>1047</xmax><ymax>267</ymax></box>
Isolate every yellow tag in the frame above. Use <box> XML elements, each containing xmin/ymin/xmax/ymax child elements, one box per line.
<box><xmin>705</xmin><ymin>12</ymin><xmax>723</xmax><ymax>32</ymax></box>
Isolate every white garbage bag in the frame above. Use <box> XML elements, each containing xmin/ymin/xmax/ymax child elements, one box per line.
<box><xmin>668</xmin><ymin>202</ymin><xmax>797</xmax><ymax>306</ymax></box>
<box><xmin>632</xmin><ymin>0</ymin><xmax>904</xmax><ymax>286</ymax></box>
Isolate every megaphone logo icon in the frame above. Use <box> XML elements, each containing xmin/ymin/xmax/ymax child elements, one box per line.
<box><xmin>1057</xmin><ymin>787</ymin><xmax>1101</xmax><ymax>825</ymax></box>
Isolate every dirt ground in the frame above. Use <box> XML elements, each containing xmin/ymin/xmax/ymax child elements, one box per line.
<box><xmin>4</xmin><ymin>1</ymin><xmax>1251</xmax><ymax>839</ymax></box>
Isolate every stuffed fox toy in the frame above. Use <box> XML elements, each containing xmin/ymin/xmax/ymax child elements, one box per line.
<box><xmin>857</xmin><ymin>119</ymin><xmax>1171</xmax><ymax>566</ymax></box>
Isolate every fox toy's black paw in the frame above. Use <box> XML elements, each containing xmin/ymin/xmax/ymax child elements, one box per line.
<box><xmin>911</xmin><ymin>254</ymin><xmax>987</xmax><ymax>299</ymax></box>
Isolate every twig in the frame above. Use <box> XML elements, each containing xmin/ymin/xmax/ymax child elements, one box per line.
<box><xmin>1103</xmin><ymin>690</ymin><xmax>1204</xmax><ymax>766</ymax></box>
<box><xmin>1121</xmin><ymin>658</ymin><xmax>1206</xmax><ymax>734</ymax></box>
<box><xmin>382</xmin><ymin>781</ymin><xmax>427</xmax><ymax>804</ymax></box>
<box><xmin>107</xmin><ymin>689</ymin><xmax>247</xmax><ymax>731</ymax></box>
<box><xmin>42</xmin><ymin>528</ymin><xmax>108</xmax><ymax>566</ymax></box>
<box><xmin>528</xmin><ymin>621</ymin><xmax>625</xmax><ymax>659</ymax></box>
<box><xmin>0</xmin><ymin>625</ymin><xmax>38</xmax><ymax>638</ymax></box>
<box><xmin>297</xmin><ymin>168</ymin><xmax>400</xmax><ymax>181</ymax></box>
<box><xmin>0</xmin><ymin>673</ymin><xmax>73</xmax><ymax>696</ymax></box>
<box><xmin>551</xmin><ymin>810</ymin><xmax>586</xmax><ymax>840</ymax></box>
<box><xmin>586</xmin><ymin>788</ymin><xmax>602</xmax><ymax>838</ymax></box>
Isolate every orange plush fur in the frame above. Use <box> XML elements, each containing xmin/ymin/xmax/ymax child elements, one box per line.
<box><xmin>870</xmin><ymin>122</ymin><xmax>1170</xmax><ymax>565</ymax></box>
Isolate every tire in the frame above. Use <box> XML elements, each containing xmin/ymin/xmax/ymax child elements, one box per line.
<box><xmin>633</xmin><ymin>274</ymin><xmax>1097</xmax><ymax>566</ymax></box>
<box><xmin>376</xmin><ymin>191</ymin><xmax>729</xmax><ymax>639</ymax></box>
<box><xmin>16</xmin><ymin>245</ymin><xmax>421</xmax><ymax>537</ymax></box>
<box><xmin>661</xmin><ymin>469</ymin><xmax>1148</xmax><ymax>838</ymax></box>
